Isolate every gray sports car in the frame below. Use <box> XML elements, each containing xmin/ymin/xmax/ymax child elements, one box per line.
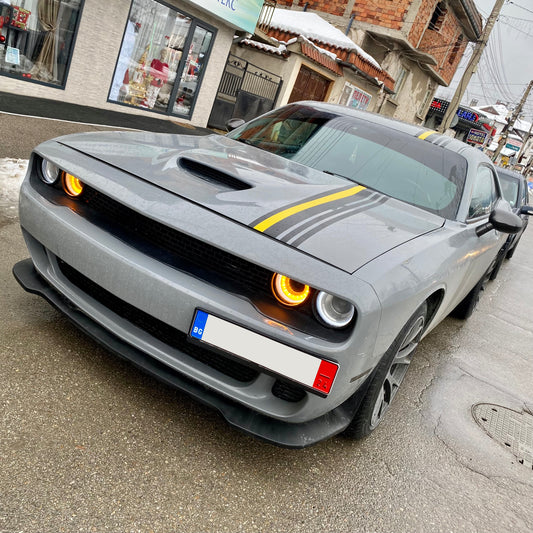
<box><xmin>13</xmin><ymin>102</ymin><xmax>524</xmax><ymax>448</ymax></box>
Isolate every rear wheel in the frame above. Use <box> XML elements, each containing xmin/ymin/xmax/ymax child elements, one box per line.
<box><xmin>505</xmin><ymin>236</ymin><xmax>521</xmax><ymax>259</ymax></box>
<box><xmin>451</xmin><ymin>273</ymin><xmax>488</xmax><ymax>320</ymax></box>
<box><xmin>343</xmin><ymin>302</ymin><xmax>427</xmax><ymax>439</ymax></box>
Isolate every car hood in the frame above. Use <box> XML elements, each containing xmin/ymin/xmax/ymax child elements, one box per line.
<box><xmin>58</xmin><ymin>131</ymin><xmax>445</xmax><ymax>273</ymax></box>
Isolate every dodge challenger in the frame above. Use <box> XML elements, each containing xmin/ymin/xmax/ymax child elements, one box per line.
<box><xmin>13</xmin><ymin>102</ymin><xmax>525</xmax><ymax>447</ymax></box>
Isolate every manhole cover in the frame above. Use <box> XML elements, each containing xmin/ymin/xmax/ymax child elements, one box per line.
<box><xmin>472</xmin><ymin>403</ymin><xmax>533</xmax><ymax>469</ymax></box>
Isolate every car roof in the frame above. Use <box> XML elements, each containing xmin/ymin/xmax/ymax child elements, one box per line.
<box><xmin>296</xmin><ymin>101</ymin><xmax>490</xmax><ymax>163</ymax></box>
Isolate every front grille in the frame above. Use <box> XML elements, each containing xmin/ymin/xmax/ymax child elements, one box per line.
<box><xmin>57</xmin><ymin>259</ymin><xmax>259</xmax><ymax>383</ymax></box>
<box><xmin>81</xmin><ymin>185</ymin><xmax>273</xmax><ymax>298</ymax></box>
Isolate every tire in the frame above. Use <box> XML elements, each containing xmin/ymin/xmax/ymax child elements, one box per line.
<box><xmin>343</xmin><ymin>302</ymin><xmax>427</xmax><ymax>439</ymax></box>
<box><xmin>451</xmin><ymin>272</ymin><xmax>488</xmax><ymax>320</ymax></box>
<box><xmin>489</xmin><ymin>250</ymin><xmax>506</xmax><ymax>281</ymax></box>
<box><xmin>505</xmin><ymin>236</ymin><xmax>521</xmax><ymax>259</ymax></box>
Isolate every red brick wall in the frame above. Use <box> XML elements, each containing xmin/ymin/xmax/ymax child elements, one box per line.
<box><xmin>350</xmin><ymin>0</ymin><xmax>412</xmax><ymax>31</ymax></box>
<box><xmin>274</xmin><ymin>1</ymin><xmax>410</xmax><ymax>25</ymax></box>
<box><xmin>408</xmin><ymin>0</ymin><xmax>436</xmax><ymax>47</ymax></box>
<box><xmin>417</xmin><ymin>7</ymin><xmax>467</xmax><ymax>84</ymax></box>
<box><xmin>274</xmin><ymin>1</ymin><xmax>347</xmax><ymax>16</ymax></box>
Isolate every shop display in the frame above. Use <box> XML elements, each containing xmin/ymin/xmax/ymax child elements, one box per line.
<box><xmin>0</xmin><ymin>0</ymin><xmax>82</xmax><ymax>87</ymax></box>
<box><xmin>109</xmin><ymin>0</ymin><xmax>213</xmax><ymax>118</ymax></box>
<box><xmin>10</xmin><ymin>5</ymin><xmax>31</xmax><ymax>29</ymax></box>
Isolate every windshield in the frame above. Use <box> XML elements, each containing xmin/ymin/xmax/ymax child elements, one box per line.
<box><xmin>497</xmin><ymin>172</ymin><xmax>520</xmax><ymax>207</ymax></box>
<box><xmin>228</xmin><ymin>105</ymin><xmax>468</xmax><ymax>219</ymax></box>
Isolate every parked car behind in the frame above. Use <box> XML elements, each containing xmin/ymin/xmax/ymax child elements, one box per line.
<box><xmin>490</xmin><ymin>167</ymin><xmax>533</xmax><ymax>280</ymax></box>
<box><xmin>13</xmin><ymin>102</ymin><xmax>523</xmax><ymax>447</ymax></box>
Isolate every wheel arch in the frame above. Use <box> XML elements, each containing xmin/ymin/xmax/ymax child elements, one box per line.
<box><xmin>424</xmin><ymin>288</ymin><xmax>445</xmax><ymax>332</ymax></box>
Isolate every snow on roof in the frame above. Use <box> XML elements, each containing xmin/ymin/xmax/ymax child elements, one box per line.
<box><xmin>475</xmin><ymin>104</ymin><xmax>509</xmax><ymax>119</ymax></box>
<box><xmin>515</xmin><ymin>117</ymin><xmax>532</xmax><ymax>133</ymax></box>
<box><xmin>241</xmin><ymin>39</ymin><xmax>287</xmax><ymax>55</ymax></box>
<box><xmin>269</xmin><ymin>9</ymin><xmax>381</xmax><ymax>70</ymax></box>
<box><xmin>474</xmin><ymin>104</ymin><xmax>532</xmax><ymax>133</ymax></box>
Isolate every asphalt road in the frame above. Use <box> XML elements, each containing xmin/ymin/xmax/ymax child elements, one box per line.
<box><xmin>1</xmin><ymin>113</ymin><xmax>532</xmax><ymax>532</ymax></box>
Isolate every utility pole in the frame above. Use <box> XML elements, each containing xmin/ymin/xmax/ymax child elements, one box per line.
<box><xmin>491</xmin><ymin>80</ymin><xmax>533</xmax><ymax>163</ymax></box>
<box><xmin>437</xmin><ymin>0</ymin><xmax>506</xmax><ymax>134</ymax></box>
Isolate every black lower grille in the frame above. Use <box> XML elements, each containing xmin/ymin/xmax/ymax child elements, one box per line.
<box><xmin>272</xmin><ymin>380</ymin><xmax>307</xmax><ymax>402</ymax></box>
<box><xmin>57</xmin><ymin>259</ymin><xmax>259</xmax><ymax>383</ymax></box>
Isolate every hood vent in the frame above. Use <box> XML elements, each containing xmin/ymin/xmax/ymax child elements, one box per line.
<box><xmin>179</xmin><ymin>157</ymin><xmax>251</xmax><ymax>191</ymax></box>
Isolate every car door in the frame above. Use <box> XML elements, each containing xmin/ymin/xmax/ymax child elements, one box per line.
<box><xmin>459</xmin><ymin>164</ymin><xmax>505</xmax><ymax>291</ymax></box>
<box><xmin>520</xmin><ymin>176</ymin><xmax>530</xmax><ymax>231</ymax></box>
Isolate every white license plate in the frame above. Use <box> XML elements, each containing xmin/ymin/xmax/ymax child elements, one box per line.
<box><xmin>190</xmin><ymin>310</ymin><xmax>338</xmax><ymax>395</ymax></box>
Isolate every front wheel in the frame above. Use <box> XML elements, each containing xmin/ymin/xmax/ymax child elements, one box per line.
<box><xmin>343</xmin><ymin>302</ymin><xmax>427</xmax><ymax>439</ymax></box>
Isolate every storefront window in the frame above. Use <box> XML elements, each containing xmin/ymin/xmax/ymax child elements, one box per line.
<box><xmin>109</xmin><ymin>0</ymin><xmax>214</xmax><ymax>118</ymax></box>
<box><xmin>0</xmin><ymin>0</ymin><xmax>83</xmax><ymax>86</ymax></box>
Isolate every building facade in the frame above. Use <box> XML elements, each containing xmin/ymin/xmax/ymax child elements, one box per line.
<box><xmin>0</xmin><ymin>1</ymin><xmax>481</xmax><ymax>128</ymax></box>
<box><xmin>272</xmin><ymin>0</ymin><xmax>482</xmax><ymax>124</ymax></box>
<box><xmin>0</xmin><ymin>0</ymin><xmax>266</xmax><ymax>127</ymax></box>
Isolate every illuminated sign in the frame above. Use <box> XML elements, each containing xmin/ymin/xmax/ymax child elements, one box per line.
<box><xmin>430</xmin><ymin>99</ymin><xmax>480</xmax><ymax>123</ymax></box>
<box><xmin>467</xmin><ymin>128</ymin><xmax>487</xmax><ymax>145</ymax></box>
<box><xmin>457</xmin><ymin>109</ymin><xmax>479</xmax><ymax>122</ymax></box>
<box><xmin>187</xmin><ymin>0</ymin><xmax>264</xmax><ymax>33</ymax></box>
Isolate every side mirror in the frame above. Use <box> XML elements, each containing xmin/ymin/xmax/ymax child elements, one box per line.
<box><xmin>476</xmin><ymin>202</ymin><xmax>523</xmax><ymax>236</ymax></box>
<box><xmin>520</xmin><ymin>204</ymin><xmax>533</xmax><ymax>216</ymax></box>
<box><xmin>225</xmin><ymin>118</ymin><xmax>245</xmax><ymax>132</ymax></box>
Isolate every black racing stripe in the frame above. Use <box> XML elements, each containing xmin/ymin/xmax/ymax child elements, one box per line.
<box><xmin>290</xmin><ymin>196</ymin><xmax>389</xmax><ymax>248</ymax></box>
<box><xmin>278</xmin><ymin>192</ymin><xmax>380</xmax><ymax>243</ymax></box>
<box><xmin>249</xmin><ymin>184</ymin><xmax>358</xmax><ymax>230</ymax></box>
<box><xmin>263</xmin><ymin>188</ymin><xmax>374</xmax><ymax>238</ymax></box>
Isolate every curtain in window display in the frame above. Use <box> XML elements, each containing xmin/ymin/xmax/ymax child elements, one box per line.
<box><xmin>30</xmin><ymin>0</ymin><xmax>59</xmax><ymax>82</ymax></box>
<box><xmin>0</xmin><ymin>0</ymin><xmax>81</xmax><ymax>86</ymax></box>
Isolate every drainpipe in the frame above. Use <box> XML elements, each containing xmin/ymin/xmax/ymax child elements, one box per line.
<box><xmin>345</xmin><ymin>14</ymin><xmax>355</xmax><ymax>35</ymax></box>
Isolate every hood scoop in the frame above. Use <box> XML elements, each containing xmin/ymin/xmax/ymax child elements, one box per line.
<box><xmin>178</xmin><ymin>157</ymin><xmax>251</xmax><ymax>191</ymax></box>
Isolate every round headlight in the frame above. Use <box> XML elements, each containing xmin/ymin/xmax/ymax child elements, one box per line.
<box><xmin>315</xmin><ymin>291</ymin><xmax>355</xmax><ymax>328</ymax></box>
<box><xmin>41</xmin><ymin>159</ymin><xmax>60</xmax><ymax>184</ymax></box>
<box><xmin>271</xmin><ymin>273</ymin><xmax>311</xmax><ymax>306</ymax></box>
<box><xmin>62</xmin><ymin>172</ymin><xmax>84</xmax><ymax>197</ymax></box>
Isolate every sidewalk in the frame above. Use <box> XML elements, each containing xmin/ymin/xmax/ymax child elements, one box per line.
<box><xmin>0</xmin><ymin>91</ymin><xmax>212</xmax><ymax>135</ymax></box>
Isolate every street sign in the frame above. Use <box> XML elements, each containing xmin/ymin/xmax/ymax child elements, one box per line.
<box><xmin>505</xmin><ymin>138</ymin><xmax>521</xmax><ymax>152</ymax></box>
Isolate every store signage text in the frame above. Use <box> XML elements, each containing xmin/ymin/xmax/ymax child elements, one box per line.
<box><xmin>505</xmin><ymin>138</ymin><xmax>521</xmax><ymax>152</ymax></box>
<box><xmin>188</xmin><ymin>0</ymin><xmax>263</xmax><ymax>33</ymax></box>
<box><xmin>457</xmin><ymin>109</ymin><xmax>479</xmax><ymax>122</ymax></box>
<box><xmin>218</xmin><ymin>0</ymin><xmax>236</xmax><ymax>11</ymax></box>
<box><xmin>340</xmin><ymin>83</ymin><xmax>372</xmax><ymax>111</ymax></box>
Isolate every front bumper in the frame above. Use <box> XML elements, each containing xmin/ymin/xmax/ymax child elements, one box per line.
<box><xmin>13</xmin><ymin>258</ymin><xmax>368</xmax><ymax>448</ymax></box>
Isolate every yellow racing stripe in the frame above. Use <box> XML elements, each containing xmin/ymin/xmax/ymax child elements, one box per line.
<box><xmin>418</xmin><ymin>130</ymin><xmax>438</xmax><ymax>140</ymax></box>
<box><xmin>254</xmin><ymin>185</ymin><xmax>366</xmax><ymax>232</ymax></box>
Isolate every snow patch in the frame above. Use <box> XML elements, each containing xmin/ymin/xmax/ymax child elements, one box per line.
<box><xmin>0</xmin><ymin>158</ymin><xmax>28</xmax><ymax>216</ymax></box>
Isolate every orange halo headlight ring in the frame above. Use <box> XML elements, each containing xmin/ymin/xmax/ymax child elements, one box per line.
<box><xmin>62</xmin><ymin>171</ymin><xmax>85</xmax><ymax>197</ymax></box>
<box><xmin>271</xmin><ymin>273</ymin><xmax>311</xmax><ymax>307</ymax></box>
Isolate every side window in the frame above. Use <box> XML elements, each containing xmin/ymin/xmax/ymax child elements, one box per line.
<box><xmin>522</xmin><ymin>180</ymin><xmax>529</xmax><ymax>206</ymax></box>
<box><xmin>468</xmin><ymin>166</ymin><xmax>498</xmax><ymax>219</ymax></box>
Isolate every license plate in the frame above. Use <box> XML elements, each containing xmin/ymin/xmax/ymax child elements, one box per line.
<box><xmin>190</xmin><ymin>310</ymin><xmax>338</xmax><ymax>395</ymax></box>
